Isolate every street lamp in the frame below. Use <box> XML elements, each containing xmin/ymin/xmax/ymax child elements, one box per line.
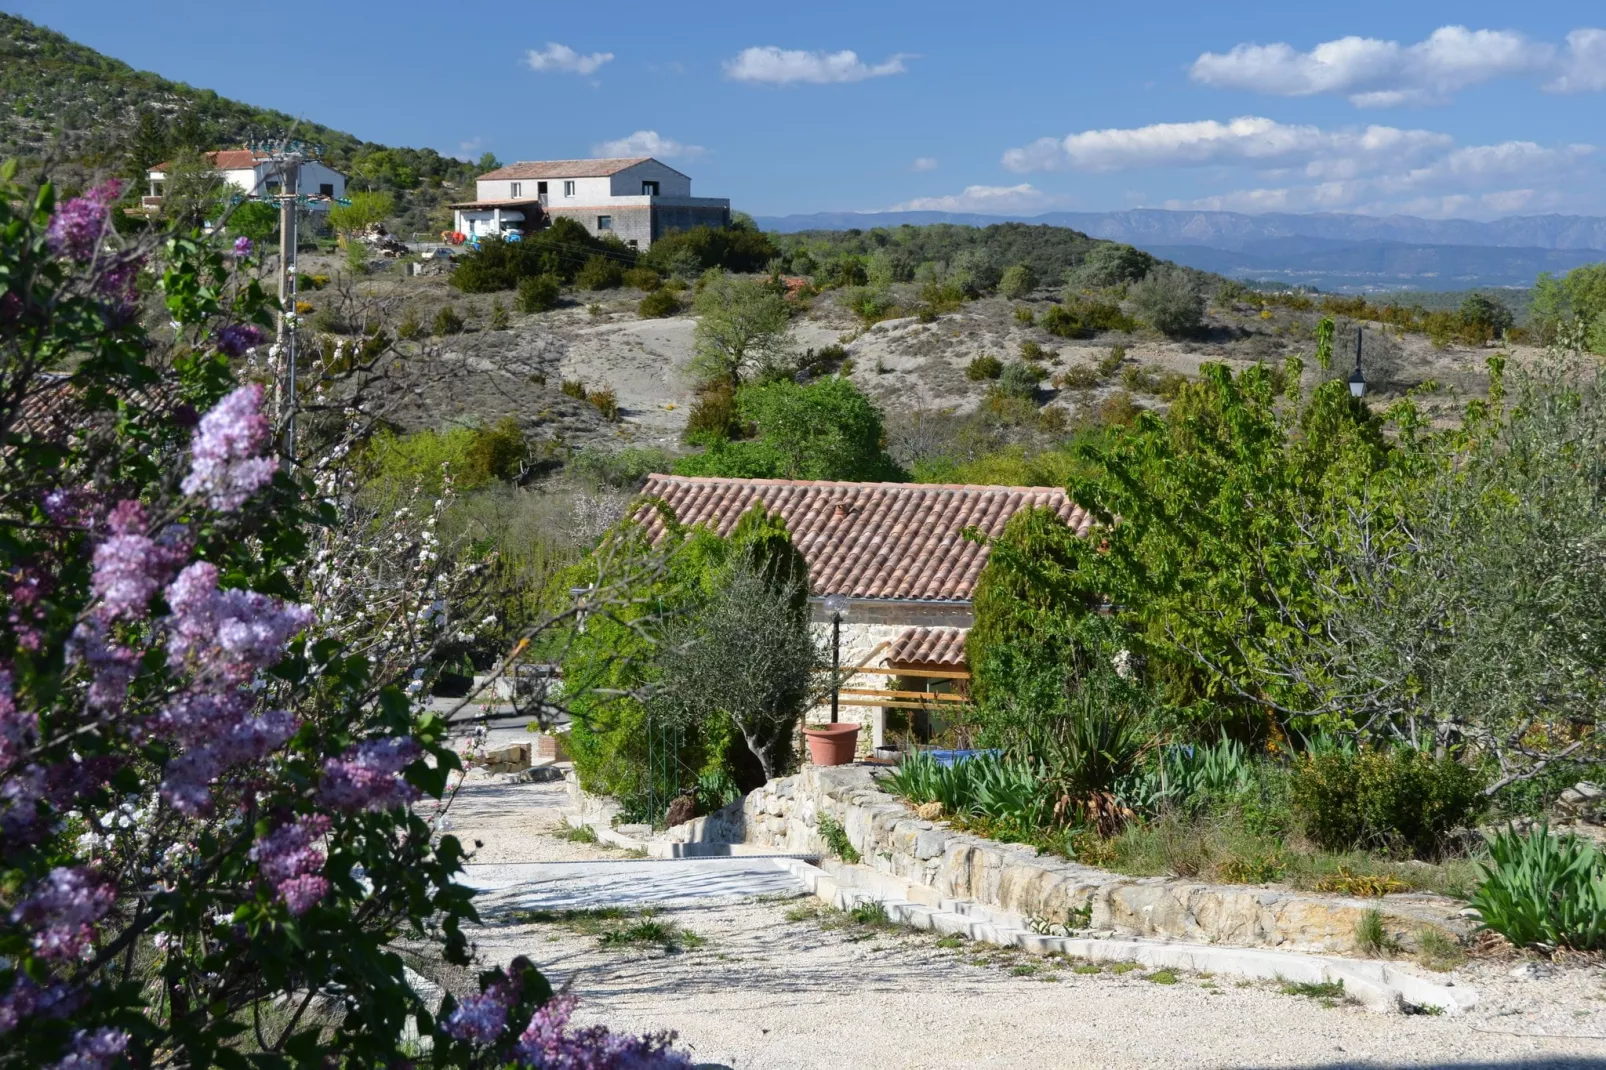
<box><xmin>823</xmin><ymin>594</ymin><xmax>851</xmax><ymax>724</ymax></box>
<box><xmin>1348</xmin><ymin>326</ymin><xmax>1367</xmax><ymax>398</ymax></box>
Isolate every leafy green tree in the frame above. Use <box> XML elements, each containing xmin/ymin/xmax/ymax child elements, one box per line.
<box><xmin>689</xmin><ymin>271</ymin><xmax>795</xmax><ymax>388</ymax></box>
<box><xmin>516</xmin><ymin>273</ymin><xmax>561</xmax><ymax>312</ymax></box>
<box><xmin>225</xmin><ymin>198</ymin><xmax>278</xmax><ymax>241</ymax></box>
<box><xmin>1130</xmin><ymin>266</ymin><xmax>1206</xmax><ymax>337</ymax></box>
<box><xmin>641</xmin><ymin>224</ymin><xmax>777</xmax><ymax>275</ymax></box>
<box><xmin>1000</xmin><ymin>262</ymin><xmax>1038</xmax><ymax>300</ymax></box>
<box><xmin>159</xmin><ymin>146</ymin><xmax>225</xmax><ymax>227</ymax></box>
<box><xmin>1074</xmin><ymin>242</ymin><xmax>1156</xmax><ymax>289</ymax></box>
<box><xmin>1458</xmin><ymin>293</ymin><xmax>1514</xmax><ymax>339</ymax></box>
<box><xmin>328</xmin><ymin>190</ymin><xmax>395</xmax><ymax>242</ymax></box>
<box><xmin>476</xmin><ymin>151</ymin><xmax>503</xmax><ymax>172</ymax></box>
<box><xmin>673</xmin><ymin>376</ymin><xmax>906</xmax><ymax>482</ymax></box>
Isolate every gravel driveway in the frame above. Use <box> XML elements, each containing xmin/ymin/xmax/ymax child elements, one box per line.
<box><xmin>440</xmin><ymin>773</ymin><xmax>1606</xmax><ymax>1070</ymax></box>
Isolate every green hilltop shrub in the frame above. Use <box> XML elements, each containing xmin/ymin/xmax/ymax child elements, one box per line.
<box><xmin>1000</xmin><ymin>262</ymin><xmax>1038</xmax><ymax>300</ymax></box>
<box><xmin>1099</xmin><ymin>344</ymin><xmax>1126</xmax><ymax>376</ymax></box>
<box><xmin>640</xmin><ymin>224</ymin><xmax>777</xmax><ymax>275</ymax></box>
<box><xmin>638</xmin><ymin>287</ymin><xmax>680</xmax><ymax>318</ymax></box>
<box><xmin>966</xmin><ymin>355</ymin><xmax>1003</xmax><ymax>381</ymax></box>
<box><xmin>576</xmin><ymin>254</ymin><xmax>625</xmax><ymax>290</ymax></box>
<box><xmin>1014</xmin><ymin>304</ymin><xmax>1036</xmax><ymax>324</ymax></box>
<box><xmin>432</xmin><ymin>305</ymin><xmax>464</xmax><ymax>336</ymax></box>
<box><xmin>1040</xmin><ymin>304</ymin><xmax>1088</xmax><ymax>339</ymax></box>
<box><xmin>998</xmin><ymin>362</ymin><xmax>1042</xmax><ymax>399</ymax></box>
<box><xmin>516</xmin><ymin>273</ymin><xmax>561</xmax><ymax>313</ymax></box>
<box><xmin>489</xmin><ymin>299</ymin><xmax>510</xmax><ymax>330</ymax></box>
<box><xmin>363</xmin><ymin>417</ymin><xmax>525</xmax><ymax>496</ymax></box>
<box><xmin>623</xmin><ymin>265</ymin><xmax>662</xmax><ymax>291</ymax></box>
<box><xmin>587</xmin><ymin>386</ymin><xmax>620</xmax><ymax>422</ymax></box>
<box><xmin>684</xmin><ymin>384</ymin><xmax>740</xmax><ymax>445</ymax></box>
<box><xmin>560</xmin><ymin>379</ymin><xmax>587</xmax><ymax>400</ymax></box>
<box><xmin>1467</xmin><ymin>825</ymin><xmax>1606</xmax><ymax>951</ymax></box>
<box><xmin>1130</xmin><ymin>267</ymin><xmax>1206</xmax><ymax>337</ymax></box>
<box><xmin>1290</xmin><ymin>749</ymin><xmax>1488</xmax><ymax>859</ymax></box>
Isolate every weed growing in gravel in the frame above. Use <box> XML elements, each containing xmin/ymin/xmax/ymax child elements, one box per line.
<box><xmin>1108</xmin><ymin>962</ymin><xmax>1140</xmax><ymax>975</ymax></box>
<box><xmin>507</xmin><ymin>906</ymin><xmax>703</xmax><ymax>952</ymax></box>
<box><xmin>557</xmin><ymin>824</ymin><xmax>599</xmax><ymax>844</ymax></box>
<box><xmin>1009</xmin><ymin>963</ymin><xmax>1039</xmax><ymax>977</ymax></box>
<box><xmin>935</xmin><ymin>935</ymin><xmax>965</xmax><ymax>949</ymax></box>
<box><xmin>1354</xmin><ymin>909</ymin><xmax>1401</xmax><ymax>957</ymax></box>
<box><xmin>599</xmin><ymin>917</ymin><xmax>706</xmax><ymax>953</ymax></box>
<box><xmin>1415</xmin><ymin>929</ymin><xmax>1466</xmax><ymax>972</ymax></box>
<box><xmin>784</xmin><ymin>902</ymin><xmax>824</xmax><ymax>923</ymax></box>
<box><xmin>1144</xmin><ymin>969</ymin><xmax>1180</xmax><ymax>984</ymax></box>
<box><xmin>1072</xmin><ymin>964</ymin><xmax>1102</xmax><ymax>975</ymax></box>
<box><xmin>848</xmin><ymin>902</ymin><xmax>891</xmax><ymax>928</ymax></box>
<box><xmin>1404</xmin><ymin>1003</ymin><xmax>1446</xmax><ymax>1016</ymax></box>
<box><xmin>507</xmin><ymin>906</ymin><xmax>630</xmax><ymax>932</ymax></box>
<box><xmin>1282</xmin><ymin>980</ymin><xmax>1347</xmax><ymax>1005</ymax></box>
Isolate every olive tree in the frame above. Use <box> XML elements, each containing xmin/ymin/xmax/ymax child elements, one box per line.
<box><xmin>689</xmin><ymin>271</ymin><xmax>796</xmax><ymax>388</ymax></box>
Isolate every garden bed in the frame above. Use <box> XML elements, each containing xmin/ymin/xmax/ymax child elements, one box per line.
<box><xmin>667</xmin><ymin>764</ymin><xmax>1473</xmax><ymax>956</ymax></box>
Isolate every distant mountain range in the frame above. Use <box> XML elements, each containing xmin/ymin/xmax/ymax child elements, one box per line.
<box><xmin>753</xmin><ymin>209</ymin><xmax>1606</xmax><ymax>292</ymax></box>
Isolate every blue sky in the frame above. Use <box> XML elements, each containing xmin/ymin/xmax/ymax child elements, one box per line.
<box><xmin>11</xmin><ymin>0</ymin><xmax>1606</xmax><ymax>218</ymax></box>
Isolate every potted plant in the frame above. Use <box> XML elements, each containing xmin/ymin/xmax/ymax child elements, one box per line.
<box><xmin>806</xmin><ymin>593</ymin><xmax>861</xmax><ymax>766</ymax></box>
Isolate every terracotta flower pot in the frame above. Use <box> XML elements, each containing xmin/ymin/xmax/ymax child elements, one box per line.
<box><xmin>803</xmin><ymin>722</ymin><xmax>861</xmax><ymax>767</ymax></box>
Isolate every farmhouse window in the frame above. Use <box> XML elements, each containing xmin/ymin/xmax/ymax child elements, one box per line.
<box><xmin>563</xmin><ymin>180</ymin><xmax>575</xmax><ymax>197</ymax></box>
<box><xmin>510</xmin><ymin>182</ymin><xmax>521</xmax><ymax>197</ymax></box>
<box><xmin>642</xmin><ymin>180</ymin><xmax>659</xmax><ymax>196</ymax></box>
<box><xmin>597</xmin><ymin>215</ymin><xmax>612</xmax><ymax>231</ymax></box>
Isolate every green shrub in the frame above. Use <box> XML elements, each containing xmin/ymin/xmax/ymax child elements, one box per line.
<box><xmin>1020</xmin><ymin>340</ymin><xmax>1046</xmax><ymax>362</ymax></box>
<box><xmin>576</xmin><ymin>254</ymin><xmax>625</xmax><ymax>290</ymax></box>
<box><xmin>966</xmin><ymin>355</ymin><xmax>1003</xmax><ymax>381</ymax></box>
<box><xmin>1467</xmin><ymin>825</ymin><xmax>1606</xmax><ymax>951</ymax></box>
<box><xmin>432</xmin><ymin>305</ymin><xmax>464</xmax><ymax>336</ymax></box>
<box><xmin>1040</xmin><ymin>304</ymin><xmax>1087</xmax><ymax>339</ymax></box>
<box><xmin>998</xmin><ymin>362</ymin><xmax>1041</xmax><ymax>399</ymax></box>
<box><xmin>817</xmin><ymin>815</ymin><xmax>861</xmax><ymax>863</ymax></box>
<box><xmin>916</xmin><ymin>305</ymin><xmax>938</xmax><ymax>324</ymax></box>
<box><xmin>623</xmin><ymin>265</ymin><xmax>662</xmax><ymax>291</ymax></box>
<box><xmin>397</xmin><ymin>311</ymin><xmax>422</xmax><ymax>340</ymax></box>
<box><xmin>1000</xmin><ymin>263</ymin><xmax>1038</xmax><ymax>300</ymax></box>
<box><xmin>1054</xmin><ymin>365</ymin><xmax>1100</xmax><ymax>390</ymax></box>
<box><xmin>684</xmin><ymin>385</ymin><xmax>739</xmax><ymax>445</ymax></box>
<box><xmin>560</xmin><ymin>379</ymin><xmax>587</xmax><ymax>400</ymax></box>
<box><xmin>363</xmin><ymin>417</ymin><xmax>525</xmax><ymax>495</ymax></box>
<box><xmin>516</xmin><ymin>273</ymin><xmax>561</xmax><ymax>313</ymax></box>
<box><xmin>587</xmin><ymin>386</ymin><xmax>620</xmax><ymax>422</ymax></box>
<box><xmin>489</xmin><ymin>299</ymin><xmax>510</xmax><ymax>330</ymax></box>
<box><xmin>638</xmin><ymin>287</ymin><xmax>681</xmax><ymax>318</ymax></box>
<box><xmin>1130</xmin><ymin>268</ymin><xmax>1206</xmax><ymax>337</ymax></box>
<box><xmin>1290</xmin><ymin>749</ymin><xmax>1488</xmax><ymax>858</ymax></box>
<box><xmin>1098</xmin><ymin>345</ymin><xmax>1126</xmax><ymax>376</ymax></box>
<box><xmin>1013</xmin><ymin>304</ymin><xmax>1035</xmax><ymax>325</ymax></box>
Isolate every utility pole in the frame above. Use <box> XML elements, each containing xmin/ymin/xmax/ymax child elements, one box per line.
<box><xmin>249</xmin><ymin>137</ymin><xmax>319</xmax><ymax>464</ymax></box>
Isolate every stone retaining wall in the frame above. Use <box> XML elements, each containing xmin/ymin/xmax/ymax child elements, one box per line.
<box><xmin>669</xmin><ymin>765</ymin><xmax>1466</xmax><ymax>954</ymax></box>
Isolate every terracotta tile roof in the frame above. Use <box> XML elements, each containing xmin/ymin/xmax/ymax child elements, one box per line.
<box><xmin>478</xmin><ymin>157</ymin><xmax>652</xmax><ymax>180</ymax></box>
<box><xmin>887</xmin><ymin>627</ymin><xmax>967</xmax><ymax>667</ymax></box>
<box><xmin>150</xmin><ymin>150</ymin><xmax>264</xmax><ymax>173</ymax></box>
<box><xmin>635</xmin><ymin>475</ymin><xmax>1092</xmax><ymax>602</ymax></box>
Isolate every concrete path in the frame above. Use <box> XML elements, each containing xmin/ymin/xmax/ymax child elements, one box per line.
<box><xmin>461</xmin><ymin>857</ymin><xmax>811</xmax><ymax>914</ymax></box>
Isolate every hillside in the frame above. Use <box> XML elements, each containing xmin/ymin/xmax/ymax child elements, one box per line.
<box><xmin>756</xmin><ymin>208</ymin><xmax>1606</xmax><ymax>293</ymax></box>
<box><xmin>0</xmin><ymin>12</ymin><xmax>475</xmax><ymax>231</ymax></box>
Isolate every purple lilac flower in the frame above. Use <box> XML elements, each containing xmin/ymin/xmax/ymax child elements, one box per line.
<box><xmin>0</xmin><ymin>977</ymin><xmax>80</xmax><ymax>1037</ymax></box>
<box><xmin>180</xmin><ymin>384</ymin><xmax>278</xmax><ymax>511</ymax></box>
<box><xmin>0</xmin><ymin>668</ymin><xmax>36</xmax><ymax>770</ymax></box>
<box><xmin>68</xmin><ymin>621</ymin><xmax>141</xmax><ymax>713</ymax></box>
<box><xmin>0</xmin><ymin>765</ymin><xmax>47</xmax><ymax>844</ymax></box>
<box><xmin>154</xmin><ymin>693</ymin><xmax>298</xmax><ymax>814</ymax></box>
<box><xmin>446</xmin><ymin>985</ymin><xmax>515</xmax><ymax>1045</ymax></box>
<box><xmin>95</xmin><ymin>254</ymin><xmax>144</xmax><ymax>320</ymax></box>
<box><xmin>320</xmin><ymin>738</ymin><xmax>421</xmax><ymax>812</ymax></box>
<box><xmin>233</xmin><ymin>236</ymin><xmax>254</xmax><ymax>258</ymax></box>
<box><xmin>49</xmin><ymin>1027</ymin><xmax>129</xmax><ymax>1070</ymax></box>
<box><xmin>214</xmin><ymin>323</ymin><xmax>266</xmax><ymax>358</ymax></box>
<box><xmin>45</xmin><ymin>181</ymin><xmax>122</xmax><ymax>263</ymax></box>
<box><xmin>10</xmin><ymin>866</ymin><xmax>116</xmax><ymax>963</ymax></box>
<box><xmin>43</xmin><ymin>488</ymin><xmax>89</xmax><ymax>526</ymax></box>
<box><xmin>90</xmin><ymin>501</ymin><xmax>189</xmax><ymax>621</ymax></box>
<box><xmin>163</xmin><ymin>562</ymin><xmax>313</xmax><ymax>683</ymax></box>
<box><xmin>251</xmin><ymin>816</ymin><xmax>331</xmax><ymax>914</ymax></box>
<box><xmin>514</xmin><ymin>997</ymin><xmax>691</xmax><ymax>1070</ymax></box>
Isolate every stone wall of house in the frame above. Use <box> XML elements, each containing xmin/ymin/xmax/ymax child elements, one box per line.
<box><xmin>669</xmin><ymin>764</ymin><xmax>1464</xmax><ymax>954</ymax></box>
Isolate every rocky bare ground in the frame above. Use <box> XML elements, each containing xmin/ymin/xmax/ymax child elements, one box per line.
<box><xmin>303</xmin><ymin>260</ymin><xmax>1540</xmax><ymax>461</ymax></box>
<box><xmin>429</xmin><ymin>774</ymin><xmax>1606</xmax><ymax>1070</ymax></box>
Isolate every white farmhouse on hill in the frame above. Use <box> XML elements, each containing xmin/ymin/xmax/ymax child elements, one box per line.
<box><xmin>145</xmin><ymin>150</ymin><xmax>347</xmax><ymax>214</ymax></box>
<box><xmin>449</xmin><ymin>157</ymin><xmax>729</xmax><ymax>248</ymax></box>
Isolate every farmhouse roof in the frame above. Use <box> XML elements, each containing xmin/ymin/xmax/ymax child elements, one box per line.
<box><xmin>634</xmin><ymin>475</ymin><xmax>1091</xmax><ymax>602</ymax></box>
<box><xmin>150</xmin><ymin>150</ymin><xmax>264</xmax><ymax>173</ymax></box>
<box><xmin>888</xmin><ymin>627</ymin><xmax>968</xmax><ymax>667</ymax></box>
<box><xmin>477</xmin><ymin>157</ymin><xmax>687</xmax><ymax>181</ymax></box>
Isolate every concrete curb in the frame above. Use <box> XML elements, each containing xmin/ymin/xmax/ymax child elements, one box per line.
<box><xmin>771</xmin><ymin>857</ymin><xmax>1477</xmax><ymax>1016</ymax></box>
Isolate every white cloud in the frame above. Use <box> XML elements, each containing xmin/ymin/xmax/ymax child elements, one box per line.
<box><xmin>1547</xmin><ymin>29</ymin><xmax>1606</xmax><ymax>93</ymax></box>
<box><xmin>1003</xmin><ymin>116</ymin><xmax>1451</xmax><ymax>174</ymax></box>
<box><xmin>724</xmin><ymin>46</ymin><xmax>910</xmax><ymax>85</ymax></box>
<box><xmin>889</xmin><ymin>184</ymin><xmax>1053</xmax><ymax>214</ymax></box>
<box><xmin>524</xmin><ymin>42</ymin><xmax>614</xmax><ymax>76</ymax></box>
<box><xmin>1190</xmin><ymin>25</ymin><xmax>1606</xmax><ymax>105</ymax></box>
<box><xmin>911</xmin><ymin>157</ymin><xmax>939</xmax><ymax>172</ymax></box>
<box><xmin>591</xmin><ymin>130</ymin><xmax>704</xmax><ymax>160</ymax></box>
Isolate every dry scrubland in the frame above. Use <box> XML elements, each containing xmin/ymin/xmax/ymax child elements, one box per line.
<box><xmin>296</xmin><ymin>252</ymin><xmax>1532</xmax><ymax>458</ymax></box>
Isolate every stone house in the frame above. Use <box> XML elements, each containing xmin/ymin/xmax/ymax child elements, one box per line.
<box><xmin>635</xmin><ymin>474</ymin><xmax>1091</xmax><ymax>749</ymax></box>
<box><xmin>450</xmin><ymin>157</ymin><xmax>729</xmax><ymax>248</ymax></box>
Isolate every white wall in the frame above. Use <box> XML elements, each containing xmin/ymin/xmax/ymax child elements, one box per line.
<box><xmin>475</xmin><ymin>174</ymin><xmax>615</xmax><ymax>203</ymax></box>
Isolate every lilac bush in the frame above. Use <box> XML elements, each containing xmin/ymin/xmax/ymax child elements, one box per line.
<box><xmin>0</xmin><ymin>168</ymin><xmax>690</xmax><ymax>1068</ymax></box>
